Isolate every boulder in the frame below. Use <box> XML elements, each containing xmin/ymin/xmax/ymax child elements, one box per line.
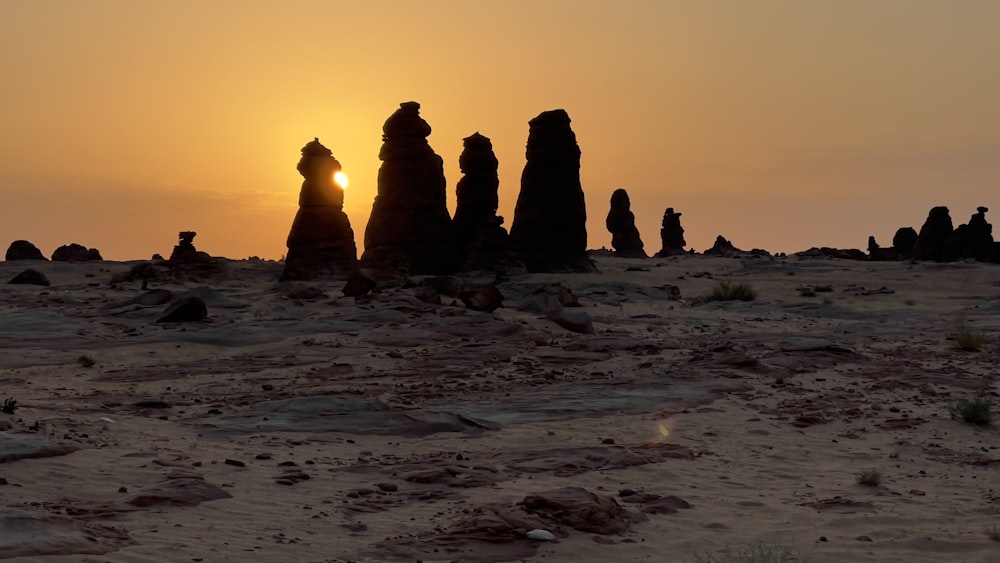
<box><xmin>509</xmin><ymin>109</ymin><xmax>596</xmax><ymax>273</ymax></box>
<box><xmin>8</xmin><ymin>269</ymin><xmax>50</xmax><ymax>286</ymax></box>
<box><xmin>359</xmin><ymin>102</ymin><xmax>457</xmax><ymax>276</ymax></box>
<box><xmin>51</xmin><ymin>244</ymin><xmax>102</xmax><ymax>262</ymax></box>
<box><xmin>281</xmin><ymin>138</ymin><xmax>358</xmax><ymax>280</ymax></box>
<box><xmin>156</xmin><ymin>296</ymin><xmax>208</xmax><ymax>323</ymax></box>
<box><xmin>605</xmin><ymin>189</ymin><xmax>646</xmax><ymax>258</ymax></box>
<box><xmin>5</xmin><ymin>240</ymin><xmax>46</xmax><ymax>261</ymax></box>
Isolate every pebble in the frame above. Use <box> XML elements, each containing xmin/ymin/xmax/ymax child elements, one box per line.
<box><xmin>526</xmin><ymin>529</ymin><xmax>555</xmax><ymax>541</ymax></box>
<box><xmin>856</xmin><ymin>535</ymin><xmax>873</xmax><ymax>542</ymax></box>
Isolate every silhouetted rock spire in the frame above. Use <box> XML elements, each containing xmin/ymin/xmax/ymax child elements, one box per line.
<box><xmin>605</xmin><ymin>189</ymin><xmax>646</xmax><ymax>258</ymax></box>
<box><xmin>509</xmin><ymin>109</ymin><xmax>595</xmax><ymax>272</ymax></box>
<box><xmin>360</xmin><ymin>102</ymin><xmax>456</xmax><ymax>276</ymax></box>
<box><xmin>281</xmin><ymin>137</ymin><xmax>358</xmax><ymax>280</ymax></box>
<box><xmin>655</xmin><ymin>207</ymin><xmax>686</xmax><ymax>257</ymax></box>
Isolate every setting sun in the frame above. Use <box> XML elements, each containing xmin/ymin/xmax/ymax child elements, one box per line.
<box><xmin>334</xmin><ymin>171</ymin><xmax>348</xmax><ymax>189</ymax></box>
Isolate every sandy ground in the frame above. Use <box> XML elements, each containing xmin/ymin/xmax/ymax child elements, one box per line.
<box><xmin>0</xmin><ymin>254</ymin><xmax>998</xmax><ymax>563</ymax></box>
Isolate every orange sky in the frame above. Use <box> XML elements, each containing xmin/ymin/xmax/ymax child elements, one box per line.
<box><xmin>2</xmin><ymin>1</ymin><xmax>998</xmax><ymax>260</ymax></box>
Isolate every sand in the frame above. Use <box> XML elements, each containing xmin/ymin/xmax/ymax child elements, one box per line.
<box><xmin>0</xmin><ymin>255</ymin><xmax>997</xmax><ymax>562</ymax></box>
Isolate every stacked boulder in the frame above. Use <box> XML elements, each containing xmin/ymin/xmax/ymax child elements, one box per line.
<box><xmin>655</xmin><ymin>207</ymin><xmax>686</xmax><ymax>257</ymax></box>
<box><xmin>281</xmin><ymin>137</ymin><xmax>358</xmax><ymax>280</ymax></box>
<box><xmin>509</xmin><ymin>109</ymin><xmax>595</xmax><ymax>272</ymax></box>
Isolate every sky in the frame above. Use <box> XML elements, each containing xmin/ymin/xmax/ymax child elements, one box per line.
<box><xmin>2</xmin><ymin>0</ymin><xmax>998</xmax><ymax>261</ymax></box>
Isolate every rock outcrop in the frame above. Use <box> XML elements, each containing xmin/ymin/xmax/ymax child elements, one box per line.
<box><xmin>5</xmin><ymin>240</ymin><xmax>46</xmax><ymax>261</ymax></box>
<box><xmin>8</xmin><ymin>269</ymin><xmax>50</xmax><ymax>286</ymax></box>
<box><xmin>605</xmin><ymin>189</ymin><xmax>646</xmax><ymax>258</ymax></box>
<box><xmin>453</xmin><ymin>132</ymin><xmax>500</xmax><ymax>258</ymax></box>
<box><xmin>911</xmin><ymin>206</ymin><xmax>954</xmax><ymax>261</ymax></box>
<box><xmin>949</xmin><ymin>206</ymin><xmax>995</xmax><ymax>261</ymax></box>
<box><xmin>452</xmin><ymin>133</ymin><xmax>522</xmax><ymax>272</ymax></box>
<box><xmin>51</xmin><ymin>243</ymin><xmax>102</xmax><ymax>262</ymax></box>
<box><xmin>360</xmin><ymin>102</ymin><xmax>456</xmax><ymax>276</ymax></box>
<box><xmin>655</xmin><ymin>207</ymin><xmax>686</xmax><ymax>257</ymax></box>
<box><xmin>892</xmin><ymin>227</ymin><xmax>918</xmax><ymax>259</ymax></box>
<box><xmin>867</xmin><ymin>236</ymin><xmax>900</xmax><ymax>261</ymax></box>
<box><xmin>281</xmin><ymin>138</ymin><xmax>358</xmax><ymax>280</ymax></box>
<box><xmin>509</xmin><ymin>109</ymin><xmax>595</xmax><ymax>272</ymax></box>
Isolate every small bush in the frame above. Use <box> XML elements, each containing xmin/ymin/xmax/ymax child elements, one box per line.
<box><xmin>953</xmin><ymin>322</ymin><xmax>985</xmax><ymax>352</ymax></box>
<box><xmin>706</xmin><ymin>281</ymin><xmax>757</xmax><ymax>302</ymax></box>
<box><xmin>689</xmin><ymin>542</ymin><xmax>802</xmax><ymax>563</ymax></box>
<box><xmin>949</xmin><ymin>397</ymin><xmax>992</xmax><ymax>425</ymax></box>
<box><xmin>797</xmin><ymin>287</ymin><xmax>816</xmax><ymax>297</ymax></box>
<box><xmin>856</xmin><ymin>469</ymin><xmax>881</xmax><ymax>487</ymax></box>
<box><xmin>813</xmin><ymin>285</ymin><xmax>833</xmax><ymax>293</ymax></box>
<box><xmin>77</xmin><ymin>355</ymin><xmax>96</xmax><ymax>368</ymax></box>
<box><xmin>1</xmin><ymin>397</ymin><xmax>16</xmax><ymax>414</ymax></box>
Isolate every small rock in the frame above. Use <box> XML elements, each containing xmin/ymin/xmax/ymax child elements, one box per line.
<box><xmin>224</xmin><ymin>459</ymin><xmax>246</xmax><ymax>468</ymax></box>
<box><xmin>376</xmin><ymin>482</ymin><xmax>398</xmax><ymax>492</ymax></box>
<box><xmin>856</xmin><ymin>535</ymin><xmax>873</xmax><ymax>542</ymax></box>
<box><xmin>526</xmin><ymin>529</ymin><xmax>556</xmax><ymax>541</ymax></box>
<box><xmin>818</xmin><ymin>536</ymin><xmax>827</xmax><ymax>542</ymax></box>
<box><xmin>618</xmin><ymin>488</ymin><xmax>636</xmax><ymax>497</ymax></box>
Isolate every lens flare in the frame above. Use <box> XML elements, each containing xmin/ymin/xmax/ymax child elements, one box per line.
<box><xmin>334</xmin><ymin>171</ymin><xmax>348</xmax><ymax>188</ymax></box>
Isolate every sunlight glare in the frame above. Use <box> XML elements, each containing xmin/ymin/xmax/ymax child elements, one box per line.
<box><xmin>334</xmin><ymin>171</ymin><xmax>348</xmax><ymax>189</ymax></box>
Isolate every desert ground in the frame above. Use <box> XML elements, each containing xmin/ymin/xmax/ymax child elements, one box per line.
<box><xmin>1</xmin><ymin>254</ymin><xmax>997</xmax><ymax>562</ymax></box>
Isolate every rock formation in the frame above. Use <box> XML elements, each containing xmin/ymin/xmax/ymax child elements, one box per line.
<box><xmin>359</xmin><ymin>102</ymin><xmax>456</xmax><ymax>276</ymax></box>
<box><xmin>655</xmin><ymin>207</ymin><xmax>686</xmax><ymax>257</ymax></box>
<box><xmin>950</xmin><ymin>206</ymin><xmax>995</xmax><ymax>261</ymax></box>
<box><xmin>892</xmin><ymin>227</ymin><xmax>918</xmax><ymax>259</ymax></box>
<box><xmin>452</xmin><ymin>132</ymin><xmax>522</xmax><ymax>272</ymax></box>
<box><xmin>605</xmin><ymin>189</ymin><xmax>646</xmax><ymax>258</ymax></box>
<box><xmin>911</xmin><ymin>206</ymin><xmax>954</xmax><ymax>261</ymax></box>
<box><xmin>509</xmin><ymin>109</ymin><xmax>595</xmax><ymax>272</ymax></box>
<box><xmin>8</xmin><ymin>269</ymin><xmax>50</xmax><ymax>286</ymax></box>
<box><xmin>5</xmin><ymin>240</ymin><xmax>46</xmax><ymax>261</ymax></box>
<box><xmin>453</xmin><ymin>132</ymin><xmax>500</xmax><ymax>256</ymax></box>
<box><xmin>51</xmin><ymin>243</ymin><xmax>102</xmax><ymax>261</ymax></box>
<box><xmin>281</xmin><ymin>137</ymin><xmax>358</xmax><ymax>280</ymax></box>
<box><xmin>168</xmin><ymin>231</ymin><xmax>211</xmax><ymax>263</ymax></box>
<box><xmin>867</xmin><ymin>236</ymin><xmax>900</xmax><ymax>261</ymax></box>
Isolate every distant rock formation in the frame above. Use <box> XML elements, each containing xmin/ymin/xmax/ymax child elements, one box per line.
<box><xmin>867</xmin><ymin>236</ymin><xmax>900</xmax><ymax>261</ymax></box>
<box><xmin>281</xmin><ymin>137</ymin><xmax>358</xmax><ymax>280</ymax></box>
<box><xmin>704</xmin><ymin>235</ymin><xmax>771</xmax><ymax>258</ymax></box>
<box><xmin>703</xmin><ymin>235</ymin><xmax>739</xmax><ymax>257</ymax></box>
<box><xmin>166</xmin><ymin>232</ymin><xmax>225</xmax><ymax>279</ymax></box>
<box><xmin>5</xmin><ymin>240</ymin><xmax>46</xmax><ymax>261</ymax></box>
<box><xmin>169</xmin><ymin>231</ymin><xmax>210</xmax><ymax>263</ymax></box>
<box><xmin>796</xmin><ymin>247</ymin><xmax>867</xmax><ymax>260</ymax></box>
<box><xmin>892</xmin><ymin>227</ymin><xmax>918</xmax><ymax>259</ymax></box>
<box><xmin>605</xmin><ymin>189</ymin><xmax>646</xmax><ymax>258</ymax></box>
<box><xmin>911</xmin><ymin>206</ymin><xmax>954</xmax><ymax>261</ymax></box>
<box><xmin>360</xmin><ymin>102</ymin><xmax>456</xmax><ymax>276</ymax></box>
<box><xmin>948</xmin><ymin>206</ymin><xmax>995</xmax><ymax>261</ymax></box>
<box><xmin>655</xmin><ymin>207</ymin><xmax>686</xmax><ymax>257</ymax></box>
<box><xmin>509</xmin><ymin>109</ymin><xmax>596</xmax><ymax>272</ymax></box>
<box><xmin>51</xmin><ymin>243</ymin><xmax>102</xmax><ymax>262</ymax></box>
